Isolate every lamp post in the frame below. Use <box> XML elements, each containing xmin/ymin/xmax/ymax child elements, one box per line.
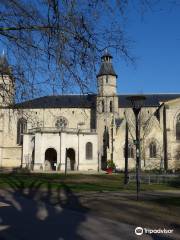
<box><xmin>127</xmin><ymin>95</ymin><xmax>146</xmax><ymax>200</ymax></box>
<box><xmin>111</xmin><ymin>117</ymin><xmax>114</xmax><ymax>162</ymax></box>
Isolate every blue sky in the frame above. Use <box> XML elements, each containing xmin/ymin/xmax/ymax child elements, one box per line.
<box><xmin>113</xmin><ymin>3</ymin><xmax>180</xmax><ymax>94</ymax></box>
<box><xmin>0</xmin><ymin>1</ymin><xmax>180</xmax><ymax>97</ymax></box>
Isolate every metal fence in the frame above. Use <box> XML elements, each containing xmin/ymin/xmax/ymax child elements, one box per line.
<box><xmin>129</xmin><ymin>174</ymin><xmax>180</xmax><ymax>184</ymax></box>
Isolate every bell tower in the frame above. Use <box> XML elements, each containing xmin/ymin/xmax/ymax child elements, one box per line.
<box><xmin>96</xmin><ymin>51</ymin><xmax>118</xmax><ymax>114</ymax></box>
<box><xmin>0</xmin><ymin>53</ymin><xmax>14</xmax><ymax>106</ymax></box>
<box><xmin>96</xmin><ymin>51</ymin><xmax>119</xmax><ymax>169</ymax></box>
<box><xmin>97</xmin><ymin>51</ymin><xmax>117</xmax><ymax>96</ymax></box>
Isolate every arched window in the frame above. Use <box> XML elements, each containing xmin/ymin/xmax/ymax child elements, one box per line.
<box><xmin>149</xmin><ymin>142</ymin><xmax>157</xmax><ymax>158</ymax></box>
<box><xmin>128</xmin><ymin>144</ymin><xmax>134</xmax><ymax>158</ymax></box>
<box><xmin>110</xmin><ymin>101</ymin><xmax>113</xmax><ymax>112</ymax></box>
<box><xmin>17</xmin><ymin>118</ymin><xmax>27</xmax><ymax>145</ymax></box>
<box><xmin>176</xmin><ymin>114</ymin><xmax>180</xmax><ymax>140</ymax></box>
<box><xmin>86</xmin><ymin>142</ymin><xmax>93</xmax><ymax>160</ymax></box>
<box><xmin>102</xmin><ymin>100</ymin><xmax>104</xmax><ymax>112</ymax></box>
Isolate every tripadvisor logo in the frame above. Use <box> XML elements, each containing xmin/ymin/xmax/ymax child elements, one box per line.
<box><xmin>135</xmin><ymin>227</ymin><xmax>143</xmax><ymax>236</ymax></box>
<box><xmin>135</xmin><ymin>227</ymin><xmax>174</xmax><ymax>236</ymax></box>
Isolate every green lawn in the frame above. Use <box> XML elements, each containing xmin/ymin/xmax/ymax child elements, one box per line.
<box><xmin>0</xmin><ymin>172</ymin><xmax>180</xmax><ymax>230</ymax></box>
<box><xmin>0</xmin><ymin>172</ymin><xmax>179</xmax><ymax>192</ymax></box>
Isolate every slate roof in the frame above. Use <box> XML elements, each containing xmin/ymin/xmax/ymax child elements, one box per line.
<box><xmin>97</xmin><ymin>62</ymin><xmax>117</xmax><ymax>77</ymax></box>
<box><xmin>15</xmin><ymin>93</ymin><xmax>180</xmax><ymax>109</ymax></box>
<box><xmin>15</xmin><ymin>95</ymin><xmax>97</xmax><ymax>109</ymax></box>
<box><xmin>118</xmin><ymin>94</ymin><xmax>180</xmax><ymax>108</ymax></box>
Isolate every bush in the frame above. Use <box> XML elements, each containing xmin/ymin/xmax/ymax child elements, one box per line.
<box><xmin>12</xmin><ymin>167</ymin><xmax>30</xmax><ymax>174</ymax></box>
<box><xmin>107</xmin><ymin>160</ymin><xmax>115</xmax><ymax>169</ymax></box>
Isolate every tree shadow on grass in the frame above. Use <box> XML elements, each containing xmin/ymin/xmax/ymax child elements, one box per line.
<box><xmin>149</xmin><ymin>196</ymin><xmax>180</xmax><ymax>207</ymax></box>
<box><xmin>88</xmin><ymin>192</ymin><xmax>180</xmax><ymax>239</ymax></box>
<box><xmin>166</xmin><ymin>176</ymin><xmax>180</xmax><ymax>189</ymax></box>
<box><xmin>0</xmin><ymin>177</ymin><xmax>89</xmax><ymax>240</ymax></box>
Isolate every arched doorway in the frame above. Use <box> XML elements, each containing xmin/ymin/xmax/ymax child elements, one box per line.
<box><xmin>66</xmin><ymin>148</ymin><xmax>75</xmax><ymax>170</ymax></box>
<box><xmin>45</xmin><ymin>148</ymin><xmax>57</xmax><ymax>171</ymax></box>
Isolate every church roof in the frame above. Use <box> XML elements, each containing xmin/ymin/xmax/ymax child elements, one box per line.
<box><xmin>118</xmin><ymin>94</ymin><xmax>180</xmax><ymax>107</ymax></box>
<box><xmin>15</xmin><ymin>94</ymin><xmax>96</xmax><ymax>109</ymax></box>
<box><xmin>15</xmin><ymin>93</ymin><xmax>180</xmax><ymax>109</ymax></box>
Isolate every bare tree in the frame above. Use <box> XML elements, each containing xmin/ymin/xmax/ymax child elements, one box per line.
<box><xmin>0</xmin><ymin>1</ymin><xmax>124</xmax><ymax>100</ymax></box>
<box><xmin>0</xmin><ymin>0</ymin><xmax>164</xmax><ymax>102</ymax></box>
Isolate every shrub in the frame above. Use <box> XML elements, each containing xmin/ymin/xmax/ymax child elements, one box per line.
<box><xmin>107</xmin><ymin>160</ymin><xmax>115</xmax><ymax>169</ymax></box>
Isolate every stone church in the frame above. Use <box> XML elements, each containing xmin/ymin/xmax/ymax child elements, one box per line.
<box><xmin>0</xmin><ymin>52</ymin><xmax>180</xmax><ymax>172</ymax></box>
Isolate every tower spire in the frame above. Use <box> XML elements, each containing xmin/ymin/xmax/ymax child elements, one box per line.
<box><xmin>97</xmin><ymin>51</ymin><xmax>117</xmax><ymax>77</ymax></box>
<box><xmin>0</xmin><ymin>50</ymin><xmax>10</xmax><ymax>75</ymax></box>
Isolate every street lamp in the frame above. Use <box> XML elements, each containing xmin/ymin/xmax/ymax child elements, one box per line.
<box><xmin>126</xmin><ymin>95</ymin><xmax>146</xmax><ymax>200</ymax></box>
<box><xmin>111</xmin><ymin>116</ymin><xmax>114</xmax><ymax>162</ymax></box>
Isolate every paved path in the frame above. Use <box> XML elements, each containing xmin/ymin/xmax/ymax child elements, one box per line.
<box><xmin>0</xmin><ymin>189</ymin><xmax>179</xmax><ymax>240</ymax></box>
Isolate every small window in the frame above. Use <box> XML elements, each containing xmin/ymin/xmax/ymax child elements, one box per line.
<box><xmin>176</xmin><ymin>114</ymin><xmax>180</xmax><ymax>140</ymax></box>
<box><xmin>110</xmin><ymin>101</ymin><xmax>113</xmax><ymax>112</ymax></box>
<box><xmin>17</xmin><ymin>118</ymin><xmax>27</xmax><ymax>145</ymax></box>
<box><xmin>149</xmin><ymin>142</ymin><xmax>156</xmax><ymax>158</ymax></box>
<box><xmin>106</xmin><ymin>75</ymin><xmax>108</xmax><ymax>83</ymax></box>
<box><xmin>102</xmin><ymin>100</ymin><xmax>104</xmax><ymax>112</ymax></box>
<box><xmin>86</xmin><ymin>142</ymin><xmax>93</xmax><ymax>160</ymax></box>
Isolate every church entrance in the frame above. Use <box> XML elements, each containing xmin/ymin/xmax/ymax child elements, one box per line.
<box><xmin>45</xmin><ymin>148</ymin><xmax>57</xmax><ymax>171</ymax></box>
<box><xmin>66</xmin><ymin>148</ymin><xmax>75</xmax><ymax>170</ymax></box>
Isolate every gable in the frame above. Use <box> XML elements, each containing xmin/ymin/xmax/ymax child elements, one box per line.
<box><xmin>162</xmin><ymin>97</ymin><xmax>180</xmax><ymax>108</ymax></box>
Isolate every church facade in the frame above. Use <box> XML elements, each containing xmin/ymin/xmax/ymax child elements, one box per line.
<box><xmin>0</xmin><ymin>53</ymin><xmax>180</xmax><ymax>172</ymax></box>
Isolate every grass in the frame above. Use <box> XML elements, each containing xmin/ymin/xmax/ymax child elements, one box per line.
<box><xmin>150</xmin><ymin>196</ymin><xmax>180</xmax><ymax>207</ymax></box>
<box><xmin>0</xmin><ymin>172</ymin><xmax>180</xmax><ymax>230</ymax></box>
<box><xmin>0</xmin><ymin>172</ymin><xmax>179</xmax><ymax>192</ymax></box>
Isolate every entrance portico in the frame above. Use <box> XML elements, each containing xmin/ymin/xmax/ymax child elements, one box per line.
<box><xmin>23</xmin><ymin>127</ymin><xmax>98</xmax><ymax>171</ymax></box>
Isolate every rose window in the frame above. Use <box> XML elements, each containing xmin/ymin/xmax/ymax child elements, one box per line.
<box><xmin>55</xmin><ymin>117</ymin><xmax>68</xmax><ymax>129</ymax></box>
